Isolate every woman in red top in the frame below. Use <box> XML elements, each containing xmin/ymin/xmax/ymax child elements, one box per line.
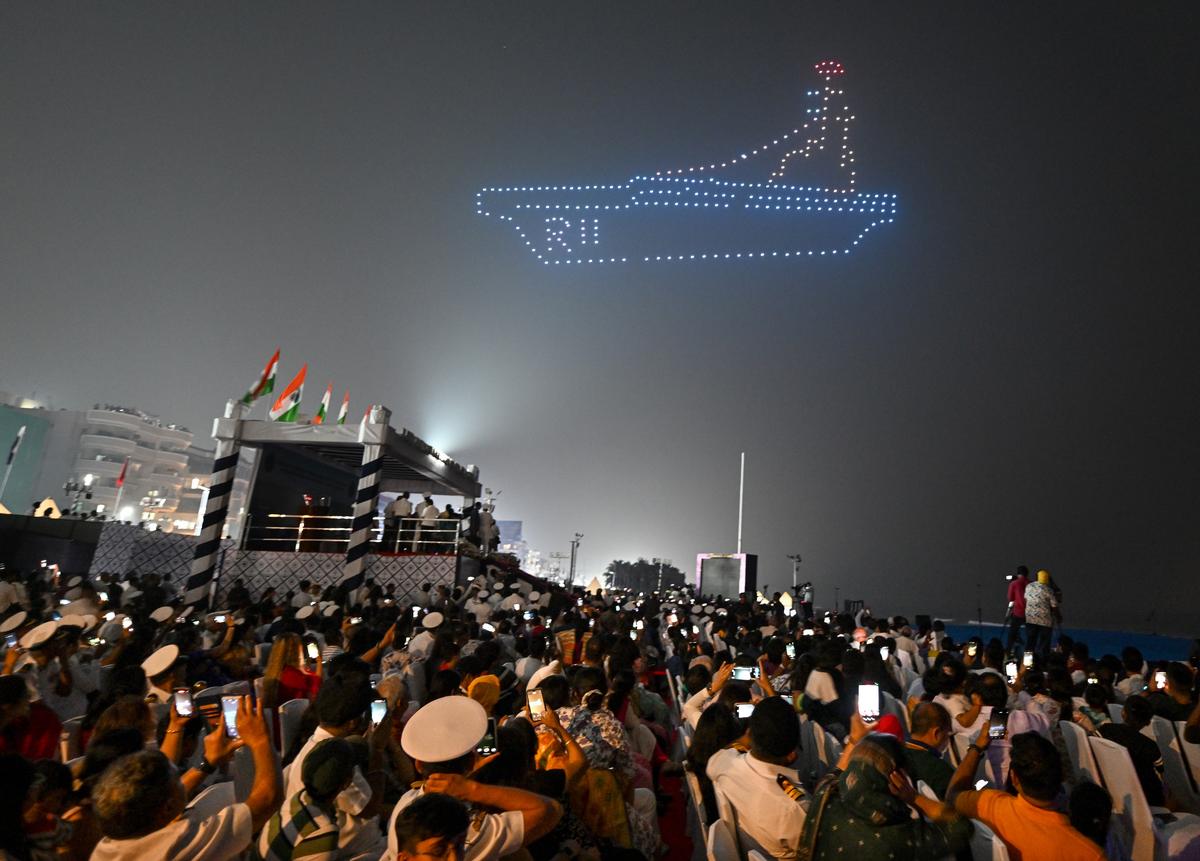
<box><xmin>261</xmin><ymin>633</ymin><xmax>321</xmax><ymax>712</ymax></box>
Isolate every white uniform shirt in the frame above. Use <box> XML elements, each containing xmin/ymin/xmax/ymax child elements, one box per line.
<box><xmin>37</xmin><ymin>655</ymin><xmax>98</xmax><ymax>719</ymax></box>
<box><xmin>90</xmin><ymin>801</ymin><xmax>252</xmax><ymax>861</ymax></box>
<box><xmin>706</xmin><ymin>747</ymin><xmax>807</xmax><ymax>860</ymax></box>
<box><xmin>382</xmin><ymin>787</ymin><xmax>524</xmax><ymax>861</ymax></box>
<box><xmin>515</xmin><ymin>656</ymin><xmax>543</xmax><ymax>685</ymax></box>
<box><xmin>407</xmin><ymin>630</ymin><xmax>435</xmax><ymax>661</ymax></box>
<box><xmin>933</xmin><ymin>692</ymin><xmax>975</xmax><ymax>735</ymax></box>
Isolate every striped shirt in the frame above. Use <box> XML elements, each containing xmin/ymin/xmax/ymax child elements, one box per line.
<box><xmin>255</xmin><ymin>790</ymin><xmax>340</xmax><ymax>861</ymax></box>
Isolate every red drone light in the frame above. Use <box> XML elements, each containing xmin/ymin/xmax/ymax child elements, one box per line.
<box><xmin>814</xmin><ymin>60</ymin><xmax>845</xmax><ymax>77</ymax></box>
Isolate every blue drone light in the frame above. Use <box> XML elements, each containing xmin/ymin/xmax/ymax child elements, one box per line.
<box><xmin>476</xmin><ymin>60</ymin><xmax>898</xmax><ymax>265</ymax></box>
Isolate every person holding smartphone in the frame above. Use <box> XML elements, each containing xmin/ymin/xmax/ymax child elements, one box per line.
<box><xmin>89</xmin><ymin>696</ymin><xmax>281</xmax><ymax>861</ymax></box>
<box><xmin>947</xmin><ymin>731</ymin><xmax>1105</xmax><ymax>861</ymax></box>
<box><xmin>387</xmin><ymin>696</ymin><xmax>563</xmax><ymax>861</ymax></box>
<box><xmin>1146</xmin><ymin>661</ymin><xmax>1198</xmax><ymax>721</ymax></box>
<box><xmin>260</xmin><ymin>633</ymin><xmax>322</xmax><ymax>713</ymax></box>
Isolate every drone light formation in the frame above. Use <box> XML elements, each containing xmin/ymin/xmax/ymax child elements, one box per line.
<box><xmin>476</xmin><ymin>60</ymin><xmax>897</xmax><ymax>265</ymax></box>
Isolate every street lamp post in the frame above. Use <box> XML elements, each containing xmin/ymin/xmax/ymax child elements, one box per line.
<box><xmin>786</xmin><ymin>553</ymin><xmax>802</xmax><ymax>591</ymax></box>
<box><xmin>567</xmin><ymin>532</ymin><xmax>583</xmax><ymax>587</ymax></box>
<box><xmin>64</xmin><ymin>473</ymin><xmax>94</xmax><ymax>515</ymax></box>
<box><xmin>652</xmin><ymin>557</ymin><xmax>672</xmax><ymax>593</ymax></box>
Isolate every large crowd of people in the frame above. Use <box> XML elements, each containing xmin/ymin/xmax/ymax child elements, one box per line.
<box><xmin>0</xmin><ymin>561</ymin><xmax>1198</xmax><ymax>860</ymax></box>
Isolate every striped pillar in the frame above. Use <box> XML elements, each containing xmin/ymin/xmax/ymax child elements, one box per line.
<box><xmin>185</xmin><ymin>401</ymin><xmax>245</xmax><ymax>609</ymax></box>
<box><xmin>341</xmin><ymin>406</ymin><xmax>386</xmax><ymax>597</ymax></box>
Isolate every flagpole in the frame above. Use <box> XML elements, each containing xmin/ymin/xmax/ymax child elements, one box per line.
<box><xmin>1</xmin><ymin>425</ymin><xmax>26</xmax><ymax>505</ymax></box>
<box><xmin>112</xmin><ymin>483</ymin><xmax>124</xmax><ymax>521</ymax></box>
<box><xmin>0</xmin><ymin>461</ymin><xmax>14</xmax><ymax>504</ymax></box>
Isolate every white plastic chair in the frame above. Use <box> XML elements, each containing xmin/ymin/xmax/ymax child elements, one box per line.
<box><xmin>221</xmin><ymin>680</ymin><xmax>250</xmax><ymax>697</ymax></box>
<box><xmin>969</xmin><ymin>816</ymin><xmax>1011</xmax><ymax>861</ymax></box>
<box><xmin>882</xmin><ymin>691</ymin><xmax>909</xmax><ymax>735</ymax></box>
<box><xmin>685</xmin><ymin>770</ymin><xmax>708</xmax><ymax>861</ymax></box>
<box><xmin>59</xmin><ymin>715</ymin><xmax>84</xmax><ymax>761</ymax></box>
<box><xmin>1177</xmin><ymin>722</ymin><xmax>1200</xmax><ymax>791</ymax></box>
<box><xmin>186</xmin><ymin>780</ymin><xmax>236</xmax><ymax>819</ymax></box>
<box><xmin>278</xmin><ymin>697</ymin><xmax>309</xmax><ymax>755</ymax></box>
<box><xmin>1061</xmin><ymin>720</ymin><xmax>1104</xmax><ymax>786</ymax></box>
<box><xmin>230</xmin><ymin>745</ymin><xmax>254</xmax><ymax>802</ymax></box>
<box><xmin>706</xmin><ymin>820</ymin><xmax>740</xmax><ymax>861</ymax></box>
<box><xmin>1089</xmin><ymin>735</ymin><xmax>1200</xmax><ymax>861</ymax></box>
<box><xmin>1151</xmin><ymin>717</ymin><xmax>1200</xmax><ymax>815</ymax></box>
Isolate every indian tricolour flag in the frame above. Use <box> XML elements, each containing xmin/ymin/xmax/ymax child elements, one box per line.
<box><xmin>269</xmin><ymin>364</ymin><xmax>307</xmax><ymax>422</ymax></box>
<box><xmin>241</xmin><ymin>348</ymin><xmax>280</xmax><ymax>405</ymax></box>
<box><xmin>336</xmin><ymin>390</ymin><xmax>350</xmax><ymax>425</ymax></box>
<box><xmin>312</xmin><ymin>383</ymin><xmax>333</xmax><ymax>425</ymax></box>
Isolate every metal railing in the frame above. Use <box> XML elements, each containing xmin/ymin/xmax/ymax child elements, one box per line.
<box><xmin>242</xmin><ymin>513</ymin><xmax>461</xmax><ymax>554</ymax></box>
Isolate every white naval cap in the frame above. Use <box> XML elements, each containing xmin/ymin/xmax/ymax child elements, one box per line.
<box><xmin>421</xmin><ymin>611</ymin><xmax>444</xmax><ymax>630</ymax></box>
<box><xmin>150</xmin><ymin>606</ymin><xmax>175</xmax><ymax>623</ymax></box>
<box><xmin>0</xmin><ymin>611</ymin><xmax>28</xmax><ymax>634</ymax></box>
<box><xmin>58</xmin><ymin>614</ymin><xmax>87</xmax><ymax>631</ymax></box>
<box><xmin>142</xmin><ymin>644</ymin><xmax>180</xmax><ymax>678</ymax></box>
<box><xmin>401</xmin><ymin>695</ymin><xmax>487</xmax><ymax>763</ymax></box>
<box><xmin>528</xmin><ymin>591</ymin><xmax>541</xmax><ymax>602</ymax></box>
<box><xmin>21</xmin><ymin>620</ymin><xmax>58</xmax><ymax>650</ymax></box>
<box><xmin>296</xmin><ymin>605</ymin><xmax>315</xmax><ymax>620</ymax></box>
<box><xmin>528</xmin><ymin>660</ymin><xmax>563</xmax><ymax>691</ymax></box>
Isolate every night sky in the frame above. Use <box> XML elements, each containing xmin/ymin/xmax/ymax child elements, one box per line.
<box><xmin>2</xmin><ymin>3</ymin><xmax>1198</xmax><ymax>634</ymax></box>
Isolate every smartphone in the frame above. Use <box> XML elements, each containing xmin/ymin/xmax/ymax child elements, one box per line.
<box><xmin>370</xmin><ymin>698</ymin><xmax>387</xmax><ymax>725</ymax></box>
<box><xmin>524</xmin><ymin>610</ymin><xmax>534</xmax><ymax>621</ymax></box>
<box><xmin>122</xmin><ymin>617</ymin><xmax>133</xmax><ymax>630</ymax></box>
<box><xmin>667</xmin><ymin>613</ymin><xmax>678</xmax><ymax>625</ymax></box>
<box><xmin>974</xmin><ymin>778</ymin><xmax>989</xmax><ymax>791</ymax></box>
<box><xmin>880</xmin><ymin>646</ymin><xmax>890</xmax><ymax>661</ymax></box>
<box><xmin>576</xmin><ymin>598</ymin><xmax>583</xmax><ymax>607</ymax></box>
<box><xmin>221</xmin><ymin>696</ymin><xmax>240</xmax><ymax>738</ymax></box>
<box><xmin>634</xmin><ymin>620</ymin><xmax>644</xmax><ymax>630</ymax></box>
<box><xmin>213</xmin><ymin>615</ymin><xmax>226</xmax><ymax>624</ymax></box>
<box><xmin>59</xmin><ymin>598</ymin><xmax>70</xmax><ymax>606</ymax></box>
<box><xmin>4</xmin><ymin>633</ymin><xmax>16</xmax><ymax>648</ymax></box>
<box><xmin>174</xmin><ymin>688</ymin><xmax>194</xmax><ymax>717</ymax></box>
<box><xmin>88</xmin><ymin>637</ymin><xmax>102</xmax><ymax>647</ymax></box>
<box><xmin>629</xmin><ymin>630</ymin><xmax>638</xmax><ymax>640</ymax></box>
<box><xmin>104</xmin><ymin>611</ymin><xmax>115</xmax><ymax>621</ymax></box>
<box><xmin>1155</xmin><ymin>670</ymin><xmax>1168</xmax><ymax>688</ymax></box>
<box><xmin>98</xmin><ymin>591</ymin><xmax>109</xmax><ymax>602</ymax></box>
<box><xmin>858</xmin><ymin>683</ymin><xmax>880</xmax><ymax>723</ymax></box>
<box><xmin>306</xmin><ymin>642</ymin><xmax>319</xmax><ymax>660</ymax></box>
<box><xmin>482</xmin><ymin>622</ymin><xmax>495</xmax><ymax>633</ymax></box>
<box><xmin>476</xmin><ymin>717</ymin><xmax>498</xmax><ymax>756</ymax></box>
<box><xmin>988</xmin><ymin>709</ymin><xmax>1009</xmax><ymax>740</ymax></box>
<box><xmin>691</xmin><ymin>625</ymin><xmax>699</xmax><ymax>635</ymax></box>
<box><xmin>786</xmin><ymin>643</ymin><xmax>796</xmax><ymax>659</ymax></box>
<box><xmin>1005</xmin><ymin>661</ymin><xmax>1018</xmax><ymax>684</ymax></box>
<box><xmin>1087</xmin><ymin>676</ymin><xmax>1098</xmax><ymax>685</ymax></box>
<box><xmin>731</xmin><ymin>666</ymin><xmax>760</xmax><ymax>682</ymax></box>
<box><xmin>967</xmin><ymin>643</ymin><xmax>978</xmax><ymax>657</ymax></box>
<box><xmin>527</xmin><ymin>688</ymin><xmax>546</xmax><ymax>722</ymax></box>
<box><xmin>412</xmin><ymin>607</ymin><xmax>421</xmax><ymax>618</ymax></box>
<box><xmin>513</xmin><ymin>603</ymin><xmax>520</xmax><ymax>611</ymax></box>
<box><xmin>803</xmin><ymin>628</ymin><xmax>814</xmax><ymax>637</ymax></box>
<box><xmin>735</xmin><ymin>702</ymin><xmax>755</xmax><ymax>719</ymax></box>
<box><xmin>1022</xmin><ymin>652</ymin><xmax>1034</xmax><ymax>668</ymax></box>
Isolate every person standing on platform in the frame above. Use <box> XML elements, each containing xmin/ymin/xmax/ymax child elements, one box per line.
<box><xmin>416</xmin><ymin>495</ymin><xmax>438</xmax><ymax>552</ymax></box>
<box><xmin>799</xmin><ymin>582</ymin><xmax>814</xmax><ymax>622</ymax></box>
<box><xmin>1006</xmin><ymin>566</ymin><xmax>1030</xmax><ymax>653</ymax></box>
<box><xmin>1023</xmin><ymin>570</ymin><xmax>1058</xmax><ymax>659</ymax></box>
<box><xmin>385</xmin><ymin>493</ymin><xmax>413</xmax><ymax>552</ymax></box>
<box><xmin>479</xmin><ymin>505</ymin><xmax>498</xmax><ymax>554</ymax></box>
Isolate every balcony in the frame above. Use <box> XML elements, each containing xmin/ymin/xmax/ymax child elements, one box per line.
<box><xmin>80</xmin><ymin>433</ymin><xmax>136</xmax><ymax>455</ymax></box>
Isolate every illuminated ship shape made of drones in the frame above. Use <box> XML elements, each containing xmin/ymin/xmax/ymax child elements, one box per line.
<box><xmin>476</xmin><ymin>60</ymin><xmax>897</xmax><ymax>265</ymax></box>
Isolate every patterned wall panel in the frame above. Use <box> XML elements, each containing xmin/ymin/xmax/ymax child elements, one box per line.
<box><xmin>212</xmin><ymin>551</ymin><xmax>458</xmax><ymax>606</ymax></box>
<box><xmin>89</xmin><ymin>523</ymin><xmax>458</xmax><ymax>607</ymax></box>
<box><xmin>365</xmin><ymin>555</ymin><xmax>457</xmax><ymax>604</ymax></box>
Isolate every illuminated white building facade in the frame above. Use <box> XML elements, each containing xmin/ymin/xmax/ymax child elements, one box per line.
<box><xmin>21</xmin><ymin>405</ymin><xmax>247</xmax><ymax>535</ymax></box>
